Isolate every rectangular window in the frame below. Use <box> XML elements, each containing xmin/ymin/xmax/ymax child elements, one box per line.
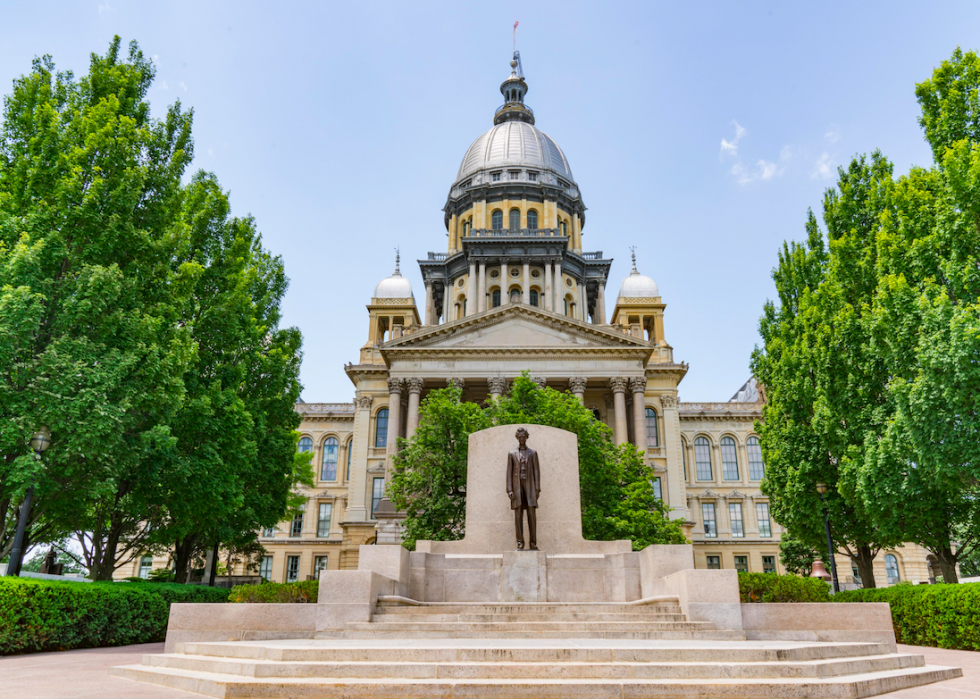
<box><xmin>702</xmin><ymin>503</ymin><xmax>717</xmax><ymax>538</ymax></box>
<box><xmin>528</xmin><ymin>171</ymin><xmax>537</xmax><ymax>181</ymax></box>
<box><xmin>286</xmin><ymin>555</ymin><xmax>300</xmax><ymax>583</ymax></box>
<box><xmin>491</xmin><ymin>172</ymin><xmax>501</xmax><ymax>182</ymax></box>
<box><xmin>262</xmin><ymin>526</ymin><xmax>275</xmax><ymax>538</ymax></box>
<box><xmin>372</xmin><ymin>477</ymin><xmax>385</xmax><ymax>518</ymax></box>
<box><xmin>314</xmin><ymin>556</ymin><xmax>329</xmax><ymax>579</ymax></box>
<box><xmin>762</xmin><ymin>555</ymin><xmax>777</xmax><ymax>574</ymax></box>
<box><xmin>729</xmin><ymin>502</ymin><xmax>744</xmax><ymax>538</ymax></box>
<box><xmin>317</xmin><ymin>503</ymin><xmax>333</xmax><ymax>537</ymax></box>
<box><xmin>260</xmin><ymin>555</ymin><xmax>273</xmax><ymax>581</ymax></box>
<box><xmin>706</xmin><ymin>555</ymin><xmax>721</xmax><ymax>569</ymax></box>
<box><xmin>756</xmin><ymin>502</ymin><xmax>772</xmax><ymax>538</ymax></box>
<box><xmin>651</xmin><ymin>477</ymin><xmax>662</xmax><ymax>501</ymax></box>
<box><xmin>509</xmin><ymin>170</ymin><xmax>520</xmax><ymax>180</ymax></box>
<box><xmin>851</xmin><ymin>563</ymin><xmax>863</xmax><ymax>585</ymax></box>
<box><xmin>290</xmin><ymin>506</ymin><xmax>305</xmax><ymax>537</ymax></box>
<box><xmin>734</xmin><ymin>555</ymin><xmax>749</xmax><ymax>573</ymax></box>
<box><xmin>139</xmin><ymin>556</ymin><xmax>153</xmax><ymax>579</ymax></box>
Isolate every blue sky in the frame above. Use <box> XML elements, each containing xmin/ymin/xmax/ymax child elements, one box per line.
<box><xmin>2</xmin><ymin>1</ymin><xmax>977</xmax><ymax>401</ymax></box>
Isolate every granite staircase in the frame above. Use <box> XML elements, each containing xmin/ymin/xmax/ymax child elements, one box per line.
<box><xmin>111</xmin><ymin>597</ymin><xmax>962</xmax><ymax>697</ymax></box>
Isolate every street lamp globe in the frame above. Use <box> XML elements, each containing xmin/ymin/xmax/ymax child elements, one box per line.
<box><xmin>815</xmin><ymin>482</ymin><xmax>828</xmax><ymax>496</ymax></box>
<box><xmin>30</xmin><ymin>426</ymin><xmax>51</xmax><ymax>455</ymax></box>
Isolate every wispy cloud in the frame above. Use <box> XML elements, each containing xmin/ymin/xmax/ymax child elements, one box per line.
<box><xmin>824</xmin><ymin>126</ymin><xmax>841</xmax><ymax>144</ymax></box>
<box><xmin>730</xmin><ymin>144</ymin><xmax>792</xmax><ymax>185</ymax></box>
<box><xmin>720</xmin><ymin>120</ymin><xmax>746</xmax><ymax>158</ymax></box>
<box><xmin>97</xmin><ymin>1</ymin><xmax>113</xmax><ymax>12</ymax></box>
<box><xmin>178</xmin><ymin>81</ymin><xmax>187</xmax><ymax>92</ymax></box>
<box><xmin>159</xmin><ymin>81</ymin><xmax>169</xmax><ymax>90</ymax></box>
<box><xmin>811</xmin><ymin>152</ymin><xmax>835</xmax><ymax>180</ymax></box>
<box><xmin>152</xmin><ymin>54</ymin><xmax>162</xmax><ymax>67</ymax></box>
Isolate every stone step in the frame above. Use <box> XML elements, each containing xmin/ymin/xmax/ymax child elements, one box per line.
<box><xmin>110</xmin><ymin>663</ymin><xmax>963</xmax><ymax>698</ymax></box>
<box><xmin>178</xmin><ymin>640</ymin><xmax>896</xmax><ymax>664</ymax></box>
<box><xmin>346</xmin><ymin>621</ymin><xmax>716</xmax><ymax>633</ymax></box>
<box><xmin>324</xmin><ymin>629</ymin><xmax>749</xmax><ymax>641</ymax></box>
<box><xmin>144</xmin><ymin>651</ymin><xmax>925</xmax><ymax>680</ymax></box>
<box><xmin>375</xmin><ymin>603</ymin><xmax>682</xmax><ymax>615</ymax></box>
<box><xmin>371</xmin><ymin>612</ymin><xmax>689</xmax><ymax>623</ymax></box>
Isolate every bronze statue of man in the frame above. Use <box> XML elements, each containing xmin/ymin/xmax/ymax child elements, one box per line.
<box><xmin>506</xmin><ymin>427</ymin><xmax>540</xmax><ymax>550</ymax></box>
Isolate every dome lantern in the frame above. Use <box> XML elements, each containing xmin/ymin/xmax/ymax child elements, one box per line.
<box><xmin>618</xmin><ymin>248</ymin><xmax>660</xmax><ymax>298</ymax></box>
<box><xmin>494</xmin><ymin>52</ymin><xmax>534</xmax><ymax>126</ymax></box>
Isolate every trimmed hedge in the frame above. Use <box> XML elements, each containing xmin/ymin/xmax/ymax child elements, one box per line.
<box><xmin>738</xmin><ymin>572</ymin><xmax>832</xmax><ymax>603</ymax></box>
<box><xmin>0</xmin><ymin>578</ymin><xmax>230</xmax><ymax>655</ymax></box>
<box><xmin>229</xmin><ymin>580</ymin><xmax>318</xmax><ymax>603</ymax></box>
<box><xmin>835</xmin><ymin>583</ymin><xmax>980</xmax><ymax>650</ymax></box>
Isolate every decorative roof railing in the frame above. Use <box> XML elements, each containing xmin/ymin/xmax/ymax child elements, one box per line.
<box><xmin>679</xmin><ymin>402</ymin><xmax>764</xmax><ymax>413</ymax></box>
<box><xmin>465</xmin><ymin>228</ymin><xmax>564</xmax><ymax>239</ymax></box>
<box><xmin>296</xmin><ymin>403</ymin><xmax>355</xmax><ymax>414</ymax></box>
<box><xmin>427</xmin><ymin>252</ymin><xmax>448</xmax><ymax>261</ymax></box>
<box><xmin>582</xmin><ymin>251</ymin><xmax>605</xmax><ymax>260</ymax></box>
<box><xmin>495</xmin><ymin>103</ymin><xmax>534</xmax><ymax>118</ymax></box>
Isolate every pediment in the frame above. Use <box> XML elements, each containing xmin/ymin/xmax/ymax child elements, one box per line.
<box><xmin>382</xmin><ymin>304</ymin><xmax>649</xmax><ymax>352</ymax></box>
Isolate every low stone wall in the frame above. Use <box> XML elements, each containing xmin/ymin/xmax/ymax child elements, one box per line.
<box><xmin>741</xmin><ymin>602</ymin><xmax>896</xmax><ymax>649</ymax></box>
<box><xmin>644</xmin><ymin>568</ymin><xmax>743</xmax><ymax>631</ymax></box>
<box><xmin>164</xmin><ymin>603</ymin><xmax>316</xmax><ymax>653</ymax></box>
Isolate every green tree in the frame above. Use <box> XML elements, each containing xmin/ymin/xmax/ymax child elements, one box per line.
<box><xmin>778</xmin><ymin>534</ymin><xmax>829</xmax><ymax>577</ymax></box>
<box><xmin>390</xmin><ymin>375</ymin><xmax>686</xmax><ymax>551</ymax></box>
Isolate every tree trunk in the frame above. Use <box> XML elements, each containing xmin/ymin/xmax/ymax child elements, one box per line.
<box><xmin>90</xmin><ymin>523</ymin><xmax>123</xmax><ymax>581</ymax></box>
<box><xmin>933</xmin><ymin>544</ymin><xmax>960</xmax><ymax>584</ymax></box>
<box><xmin>173</xmin><ymin>533</ymin><xmax>198</xmax><ymax>584</ymax></box>
<box><xmin>853</xmin><ymin>544</ymin><xmax>878</xmax><ymax>589</ymax></box>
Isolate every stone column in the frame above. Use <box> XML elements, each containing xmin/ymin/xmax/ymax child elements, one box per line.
<box><xmin>467</xmin><ymin>261</ymin><xmax>477</xmax><ymax>316</ymax></box>
<box><xmin>630</xmin><ymin>377</ymin><xmax>648</xmax><ymax>453</ymax></box>
<box><xmin>442</xmin><ymin>283</ymin><xmax>450</xmax><ymax>323</ymax></box>
<box><xmin>610</xmin><ymin>378</ymin><xmax>629</xmax><ymax>446</ymax></box>
<box><xmin>596</xmin><ymin>283</ymin><xmax>607</xmax><ymax>324</ymax></box>
<box><xmin>660</xmin><ymin>394</ymin><xmax>690</xmax><ymax>521</ymax></box>
<box><xmin>500</xmin><ymin>262</ymin><xmax>509</xmax><ymax>303</ymax></box>
<box><xmin>579</xmin><ymin>282</ymin><xmax>588</xmax><ymax>321</ymax></box>
<box><xmin>568</xmin><ymin>377</ymin><xmax>587</xmax><ymax>403</ymax></box>
<box><xmin>385</xmin><ymin>379</ymin><xmax>403</xmax><ymax>466</ymax></box>
<box><xmin>488</xmin><ymin>376</ymin><xmax>507</xmax><ymax>399</ymax></box>
<box><xmin>477</xmin><ymin>261</ymin><xmax>487</xmax><ymax>313</ymax></box>
<box><xmin>405</xmin><ymin>378</ymin><xmax>424</xmax><ymax>439</ymax></box>
<box><xmin>423</xmin><ymin>282</ymin><xmax>435</xmax><ymax>325</ymax></box>
<box><xmin>543</xmin><ymin>260</ymin><xmax>553</xmax><ymax>311</ymax></box>
<box><xmin>346</xmin><ymin>394</ymin><xmax>373</xmax><ymax>522</ymax></box>
<box><xmin>554</xmin><ymin>259</ymin><xmax>563</xmax><ymax>313</ymax></box>
<box><xmin>522</xmin><ymin>260</ymin><xmax>530</xmax><ymax>303</ymax></box>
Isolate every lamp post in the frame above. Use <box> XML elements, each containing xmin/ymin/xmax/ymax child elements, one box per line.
<box><xmin>815</xmin><ymin>482</ymin><xmax>840</xmax><ymax>593</ymax></box>
<box><xmin>6</xmin><ymin>427</ymin><xmax>51</xmax><ymax>577</ymax></box>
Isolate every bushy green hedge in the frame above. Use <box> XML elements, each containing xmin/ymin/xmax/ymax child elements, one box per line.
<box><xmin>0</xmin><ymin>578</ymin><xmax>230</xmax><ymax>654</ymax></box>
<box><xmin>738</xmin><ymin>572</ymin><xmax>832</xmax><ymax>603</ymax></box>
<box><xmin>835</xmin><ymin>583</ymin><xmax>980</xmax><ymax>650</ymax></box>
<box><xmin>229</xmin><ymin>580</ymin><xmax>318</xmax><ymax>603</ymax></box>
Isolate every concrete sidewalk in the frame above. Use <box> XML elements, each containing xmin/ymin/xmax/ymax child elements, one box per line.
<box><xmin>0</xmin><ymin>641</ymin><xmax>976</xmax><ymax>698</ymax></box>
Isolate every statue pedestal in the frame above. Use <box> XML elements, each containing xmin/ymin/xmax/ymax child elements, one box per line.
<box><xmin>501</xmin><ymin>550</ymin><xmax>547</xmax><ymax>602</ymax></box>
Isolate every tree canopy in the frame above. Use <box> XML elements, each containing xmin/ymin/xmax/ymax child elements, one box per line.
<box><xmin>389</xmin><ymin>375</ymin><xmax>687</xmax><ymax>551</ymax></box>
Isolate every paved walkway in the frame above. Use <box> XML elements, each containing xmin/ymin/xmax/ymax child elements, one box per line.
<box><xmin>0</xmin><ymin>641</ymin><xmax>977</xmax><ymax>698</ymax></box>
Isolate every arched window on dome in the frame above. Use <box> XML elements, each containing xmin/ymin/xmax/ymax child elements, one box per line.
<box><xmin>509</xmin><ymin>209</ymin><xmax>520</xmax><ymax>231</ymax></box>
<box><xmin>491</xmin><ymin>210</ymin><xmax>503</xmax><ymax>230</ymax></box>
<box><xmin>529</xmin><ymin>289</ymin><xmax>539</xmax><ymax>307</ymax></box>
<box><xmin>320</xmin><ymin>437</ymin><xmax>338</xmax><ymax>481</ymax></box>
<box><xmin>527</xmin><ymin>209</ymin><xmax>538</xmax><ymax>230</ymax></box>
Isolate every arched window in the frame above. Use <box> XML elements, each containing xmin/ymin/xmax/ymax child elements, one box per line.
<box><xmin>645</xmin><ymin>408</ymin><xmax>659</xmax><ymax>447</ymax></box>
<box><xmin>298</xmin><ymin>436</ymin><xmax>313</xmax><ymax>454</ymax></box>
<box><xmin>491</xmin><ymin>289</ymin><xmax>501</xmax><ymax>308</ymax></box>
<box><xmin>529</xmin><ymin>289</ymin><xmax>539</xmax><ymax>307</ymax></box>
<box><xmin>564</xmin><ymin>297</ymin><xmax>569</xmax><ymax>316</ymax></box>
<box><xmin>721</xmin><ymin>436</ymin><xmax>739</xmax><ymax>480</ymax></box>
<box><xmin>681</xmin><ymin>440</ymin><xmax>688</xmax><ymax>480</ymax></box>
<box><xmin>320</xmin><ymin>437</ymin><xmax>338</xmax><ymax>480</ymax></box>
<box><xmin>491</xmin><ymin>209</ymin><xmax>503</xmax><ymax>230</ymax></box>
<box><xmin>694</xmin><ymin>437</ymin><xmax>712</xmax><ymax>481</ymax></box>
<box><xmin>747</xmin><ymin>436</ymin><xmax>765</xmax><ymax>480</ymax></box>
<box><xmin>885</xmin><ymin>554</ymin><xmax>900</xmax><ymax>584</ymax></box>
<box><xmin>346</xmin><ymin>438</ymin><xmax>353</xmax><ymax>481</ymax></box>
<box><xmin>509</xmin><ymin>208</ymin><xmax>521</xmax><ymax>231</ymax></box>
<box><xmin>375</xmin><ymin>408</ymin><xmax>389</xmax><ymax>448</ymax></box>
<box><xmin>527</xmin><ymin>209</ymin><xmax>538</xmax><ymax>230</ymax></box>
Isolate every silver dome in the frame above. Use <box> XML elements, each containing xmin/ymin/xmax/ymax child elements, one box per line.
<box><xmin>618</xmin><ymin>251</ymin><xmax>659</xmax><ymax>298</ymax></box>
<box><xmin>374</xmin><ymin>251</ymin><xmax>414</xmax><ymax>299</ymax></box>
<box><xmin>456</xmin><ymin>121</ymin><xmax>573</xmax><ymax>183</ymax></box>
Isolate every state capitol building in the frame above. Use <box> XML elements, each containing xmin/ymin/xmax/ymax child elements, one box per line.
<box><xmin>120</xmin><ymin>55</ymin><xmax>936</xmax><ymax>587</ymax></box>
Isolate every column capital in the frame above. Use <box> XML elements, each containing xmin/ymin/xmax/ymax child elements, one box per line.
<box><xmin>355</xmin><ymin>395</ymin><xmax>374</xmax><ymax>410</ymax></box>
<box><xmin>609</xmin><ymin>377</ymin><xmax>629</xmax><ymax>394</ymax></box>
<box><xmin>629</xmin><ymin>376</ymin><xmax>647</xmax><ymax>394</ymax></box>
<box><xmin>387</xmin><ymin>378</ymin><xmax>404</xmax><ymax>394</ymax></box>
<box><xmin>487</xmin><ymin>377</ymin><xmax>508</xmax><ymax>395</ymax></box>
<box><xmin>405</xmin><ymin>378</ymin><xmax>424</xmax><ymax>394</ymax></box>
<box><xmin>446</xmin><ymin>377</ymin><xmax>465</xmax><ymax>390</ymax></box>
<box><xmin>568</xmin><ymin>377</ymin><xmax>588</xmax><ymax>393</ymax></box>
<box><xmin>661</xmin><ymin>394</ymin><xmax>679</xmax><ymax>409</ymax></box>
<box><xmin>424</xmin><ymin>279</ymin><xmax>433</xmax><ymax>288</ymax></box>
<box><xmin>532</xmin><ymin>377</ymin><xmax>547</xmax><ymax>388</ymax></box>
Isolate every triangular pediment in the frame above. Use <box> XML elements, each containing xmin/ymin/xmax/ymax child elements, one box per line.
<box><xmin>382</xmin><ymin>303</ymin><xmax>650</xmax><ymax>352</ymax></box>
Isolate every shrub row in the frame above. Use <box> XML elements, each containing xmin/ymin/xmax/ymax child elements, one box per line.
<box><xmin>835</xmin><ymin>583</ymin><xmax>980</xmax><ymax>650</ymax></box>
<box><xmin>0</xmin><ymin>578</ymin><xmax>229</xmax><ymax>655</ymax></box>
<box><xmin>229</xmin><ymin>580</ymin><xmax>318</xmax><ymax>603</ymax></box>
<box><xmin>738</xmin><ymin>572</ymin><xmax>832</xmax><ymax>603</ymax></box>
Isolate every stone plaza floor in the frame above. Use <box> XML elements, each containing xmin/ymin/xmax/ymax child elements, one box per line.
<box><xmin>0</xmin><ymin>641</ymin><xmax>978</xmax><ymax>698</ymax></box>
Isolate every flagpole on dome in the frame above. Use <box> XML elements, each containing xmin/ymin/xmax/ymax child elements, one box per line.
<box><xmin>513</xmin><ymin>20</ymin><xmax>518</xmax><ymax>53</ymax></box>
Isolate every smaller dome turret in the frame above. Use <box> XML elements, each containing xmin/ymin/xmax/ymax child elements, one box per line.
<box><xmin>374</xmin><ymin>249</ymin><xmax>414</xmax><ymax>299</ymax></box>
<box><xmin>618</xmin><ymin>248</ymin><xmax>659</xmax><ymax>298</ymax></box>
